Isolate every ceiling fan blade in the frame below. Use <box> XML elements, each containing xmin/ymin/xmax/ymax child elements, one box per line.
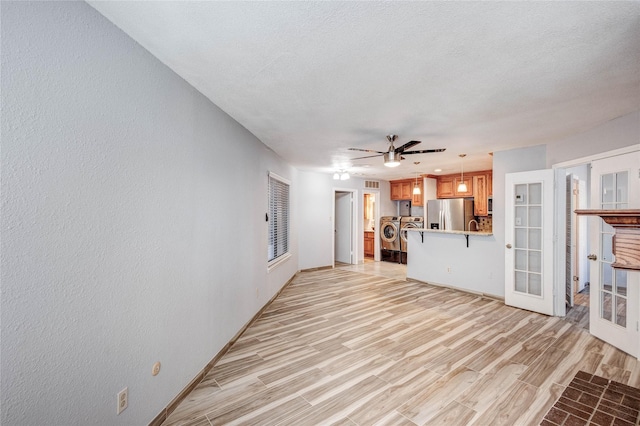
<box><xmin>348</xmin><ymin>148</ymin><xmax>386</xmax><ymax>154</ymax></box>
<box><xmin>350</xmin><ymin>154</ymin><xmax>384</xmax><ymax>160</ymax></box>
<box><xmin>402</xmin><ymin>148</ymin><xmax>447</xmax><ymax>154</ymax></box>
<box><xmin>395</xmin><ymin>140</ymin><xmax>421</xmax><ymax>152</ymax></box>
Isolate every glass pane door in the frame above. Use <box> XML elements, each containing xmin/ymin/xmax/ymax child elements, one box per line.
<box><xmin>598</xmin><ymin>172</ymin><xmax>628</xmax><ymax>327</ymax></box>
<box><xmin>513</xmin><ymin>182</ymin><xmax>543</xmax><ymax>297</ymax></box>
<box><xmin>588</xmin><ymin>150</ymin><xmax>639</xmax><ymax>358</ymax></box>
<box><xmin>504</xmin><ymin>168</ymin><xmax>558</xmax><ymax>317</ymax></box>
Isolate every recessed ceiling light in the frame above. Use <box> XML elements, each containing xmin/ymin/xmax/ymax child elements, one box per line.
<box><xmin>434</xmin><ymin>168</ymin><xmax>442</xmax><ymax>172</ymax></box>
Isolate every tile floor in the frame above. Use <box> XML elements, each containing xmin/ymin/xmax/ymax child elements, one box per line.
<box><xmin>335</xmin><ymin>259</ymin><xmax>407</xmax><ymax>281</ymax></box>
<box><xmin>157</xmin><ymin>263</ymin><xmax>640</xmax><ymax>426</ymax></box>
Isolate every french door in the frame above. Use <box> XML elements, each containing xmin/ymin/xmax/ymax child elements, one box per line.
<box><xmin>505</xmin><ymin>169</ymin><xmax>565</xmax><ymax>316</ymax></box>
<box><xmin>589</xmin><ymin>152</ymin><xmax>640</xmax><ymax>357</ymax></box>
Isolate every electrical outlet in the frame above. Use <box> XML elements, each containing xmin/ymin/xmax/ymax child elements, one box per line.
<box><xmin>152</xmin><ymin>362</ymin><xmax>161</xmax><ymax>376</ymax></box>
<box><xmin>447</xmin><ymin>266</ymin><xmax>451</xmax><ymax>273</ymax></box>
<box><xmin>117</xmin><ymin>387</ymin><xmax>128</xmax><ymax>415</ymax></box>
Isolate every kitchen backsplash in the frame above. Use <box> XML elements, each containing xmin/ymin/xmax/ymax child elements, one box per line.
<box><xmin>477</xmin><ymin>216</ymin><xmax>493</xmax><ymax>232</ymax></box>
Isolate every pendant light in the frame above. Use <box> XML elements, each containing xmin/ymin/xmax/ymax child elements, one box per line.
<box><xmin>413</xmin><ymin>163</ymin><xmax>421</xmax><ymax>195</ymax></box>
<box><xmin>457</xmin><ymin>154</ymin><xmax>468</xmax><ymax>193</ymax></box>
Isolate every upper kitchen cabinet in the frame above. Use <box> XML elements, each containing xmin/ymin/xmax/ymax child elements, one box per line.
<box><xmin>435</xmin><ymin>170</ymin><xmax>493</xmax><ymax>215</ymax></box>
<box><xmin>436</xmin><ymin>176</ymin><xmax>456</xmax><ymax>198</ymax></box>
<box><xmin>473</xmin><ymin>174</ymin><xmax>489</xmax><ymax>216</ymax></box>
<box><xmin>390</xmin><ymin>179</ymin><xmax>424</xmax><ymax>206</ymax></box>
<box><xmin>436</xmin><ymin>175</ymin><xmax>473</xmax><ymax>198</ymax></box>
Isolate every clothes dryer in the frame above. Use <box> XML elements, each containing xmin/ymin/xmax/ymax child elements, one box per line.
<box><xmin>380</xmin><ymin>216</ymin><xmax>401</xmax><ymax>251</ymax></box>
<box><xmin>400</xmin><ymin>216</ymin><xmax>424</xmax><ymax>252</ymax></box>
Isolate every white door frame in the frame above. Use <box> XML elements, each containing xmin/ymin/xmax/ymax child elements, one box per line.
<box><xmin>333</xmin><ymin>188</ymin><xmax>358</xmax><ymax>266</ymax></box>
<box><xmin>363</xmin><ymin>190</ymin><xmax>381</xmax><ymax>262</ymax></box>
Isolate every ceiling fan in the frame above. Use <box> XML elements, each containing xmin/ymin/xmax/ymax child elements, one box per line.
<box><xmin>349</xmin><ymin>135</ymin><xmax>446</xmax><ymax>167</ymax></box>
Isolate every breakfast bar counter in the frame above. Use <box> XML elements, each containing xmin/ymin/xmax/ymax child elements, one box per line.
<box><xmin>404</xmin><ymin>228</ymin><xmax>503</xmax><ymax>299</ymax></box>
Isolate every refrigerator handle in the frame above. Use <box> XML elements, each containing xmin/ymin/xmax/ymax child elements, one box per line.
<box><xmin>439</xmin><ymin>210</ymin><xmax>443</xmax><ymax>230</ymax></box>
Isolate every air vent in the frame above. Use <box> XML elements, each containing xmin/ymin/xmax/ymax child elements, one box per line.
<box><xmin>364</xmin><ymin>180</ymin><xmax>380</xmax><ymax>189</ymax></box>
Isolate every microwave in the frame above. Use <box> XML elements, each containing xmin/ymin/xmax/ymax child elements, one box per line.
<box><xmin>487</xmin><ymin>196</ymin><xmax>493</xmax><ymax>215</ymax></box>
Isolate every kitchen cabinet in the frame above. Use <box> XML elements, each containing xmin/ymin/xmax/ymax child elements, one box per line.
<box><xmin>390</xmin><ymin>181</ymin><xmax>403</xmax><ymax>200</ymax></box>
<box><xmin>436</xmin><ymin>176</ymin><xmax>456</xmax><ymax>198</ymax></box>
<box><xmin>435</xmin><ymin>170</ymin><xmax>493</xmax><ymax>216</ymax></box>
<box><xmin>364</xmin><ymin>231</ymin><xmax>375</xmax><ymax>257</ymax></box>
<box><xmin>390</xmin><ymin>179</ymin><xmax>422</xmax><ymax>205</ymax></box>
<box><xmin>473</xmin><ymin>174</ymin><xmax>489</xmax><ymax>216</ymax></box>
<box><xmin>437</xmin><ymin>175</ymin><xmax>473</xmax><ymax>198</ymax></box>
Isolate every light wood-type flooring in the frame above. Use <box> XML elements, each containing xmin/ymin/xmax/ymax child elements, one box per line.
<box><xmin>162</xmin><ymin>263</ymin><xmax>640</xmax><ymax>426</ymax></box>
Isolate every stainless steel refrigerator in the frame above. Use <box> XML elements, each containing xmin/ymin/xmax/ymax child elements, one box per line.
<box><xmin>426</xmin><ymin>199</ymin><xmax>474</xmax><ymax>231</ymax></box>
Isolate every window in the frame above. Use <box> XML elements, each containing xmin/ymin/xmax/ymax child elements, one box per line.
<box><xmin>268</xmin><ymin>172</ymin><xmax>290</xmax><ymax>265</ymax></box>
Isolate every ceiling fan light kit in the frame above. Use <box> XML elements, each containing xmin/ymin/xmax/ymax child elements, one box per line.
<box><xmin>349</xmin><ymin>134</ymin><xmax>445</xmax><ymax>168</ymax></box>
<box><xmin>333</xmin><ymin>170</ymin><xmax>350</xmax><ymax>180</ymax></box>
<box><xmin>383</xmin><ymin>151</ymin><xmax>401</xmax><ymax>167</ymax></box>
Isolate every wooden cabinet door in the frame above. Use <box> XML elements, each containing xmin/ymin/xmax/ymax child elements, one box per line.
<box><xmin>364</xmin><ymin>232</ymin><xmax>374</xmax><ymax>256</ymax></box>
<box><xmin>473</xmin><ymin>174</ymin><xmax>488</xmax><ymax>216</ymax></box>
<box><xmin>400</xmin><ymin>182</ymin><xmax>412</xmax><ymax>200</ymax></box>
<box><xmin>437</xmin><ymin>177</ymin><xmax>456</xmax><ymax>198</ymax></box>
<box><xmin>454</xmin><ymin>176</ymin><xmax>474</xmax><ymax>197</ymax></box>
<box><xmin>390</xmin><ymin>182</ymin><xmax>402</xmax><ymax>200</ymax></box>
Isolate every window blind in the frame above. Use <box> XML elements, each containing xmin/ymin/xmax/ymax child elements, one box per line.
<box><xmin>268</xmin><ymin>173</ymin><xmax>290</xmax><ymax>263</ymax></box>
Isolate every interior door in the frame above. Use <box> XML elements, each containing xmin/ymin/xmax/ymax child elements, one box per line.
<box><xmin>335</xmin><ymin>191</ymin><xmax>353</xmax><ymax>264</ymax></box>
<box><xmin>589</xmin><ymin>152</ymin><xmax>640</xmax><ymax>357</ymax></box>
<box><xmin>505</xmin><ymin>169</ymin><xmax>565</xmax><ymax>316</ymax></box>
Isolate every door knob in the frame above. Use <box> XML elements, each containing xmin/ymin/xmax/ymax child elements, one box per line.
<box><xmin>506</xmin><ymin>244</ymin><xmax>512</xmax><ymax>249</ymax></box>
<box><xmin>587</xmin><ymin>254</ymin><xmax>597</xmax><ymax>261</ymax></box>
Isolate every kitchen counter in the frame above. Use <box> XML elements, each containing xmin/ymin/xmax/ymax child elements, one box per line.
<box><xmin>404</xmin><ymin>228</ymin><xmax>492</xmax><ymax>236</ymax></box>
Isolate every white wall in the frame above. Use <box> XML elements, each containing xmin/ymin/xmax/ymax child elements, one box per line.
<box><xmin>546</xmin><ymin>111</ymin><xmax>640</xmax><ymax>166</ymax></box>
<box><xmin>297</xmin><ymin>172</ymin><xmax>395</xmax><ymax>269</ymax></box>
<box><xmin>1</xmin><ymin>2</ymin><xmax>297</xmax><ymax>425</ymax></box>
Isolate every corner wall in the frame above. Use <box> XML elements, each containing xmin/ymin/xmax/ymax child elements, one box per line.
<box><xmin>1</xmin><ymin>2</ymin><xmax>297</xmax><ymax>425</ymax></box>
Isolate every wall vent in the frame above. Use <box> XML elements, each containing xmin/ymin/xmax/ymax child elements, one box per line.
<box><xmin>364</xmin><ymin>180</ymin><xmax>380</xmax><ymax>189</ymax></box>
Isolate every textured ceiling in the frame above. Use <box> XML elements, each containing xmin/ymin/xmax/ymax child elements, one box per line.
<box><xmin>88</xmin><ymin>1</ymin><xmax>640</xmax><ymax>180</ymax></box>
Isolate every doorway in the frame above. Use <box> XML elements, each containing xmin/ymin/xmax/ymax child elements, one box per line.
<box><xmin>363</xmin><ymin>191</ymin><xmax>380</xmax><ymax>261</ymax></box>
<box><xmin>564</xmin><ymin>167</ymin><xmax>590</xmax><ymax>329</ymax></box>
<box><xmin>334</xmin><ymin>190</ymin><xmax>355</xmax><ymax>265</ymax></box>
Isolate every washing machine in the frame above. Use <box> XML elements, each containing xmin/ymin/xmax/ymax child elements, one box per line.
<box><xmin>400</xmin><ymin>216</ymin><xmax>424</xmax><ymax>264</ymax></box>
<box><xmin>380</xmin><ymin>216</ymin><xmax>401</xmax><ymax>252</ymax></box>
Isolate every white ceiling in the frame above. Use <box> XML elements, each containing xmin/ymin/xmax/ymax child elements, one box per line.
<box><xmin>88</xmin><ymin>1</ymin><xmax>640</xmax><ymax>181</ymax></box>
